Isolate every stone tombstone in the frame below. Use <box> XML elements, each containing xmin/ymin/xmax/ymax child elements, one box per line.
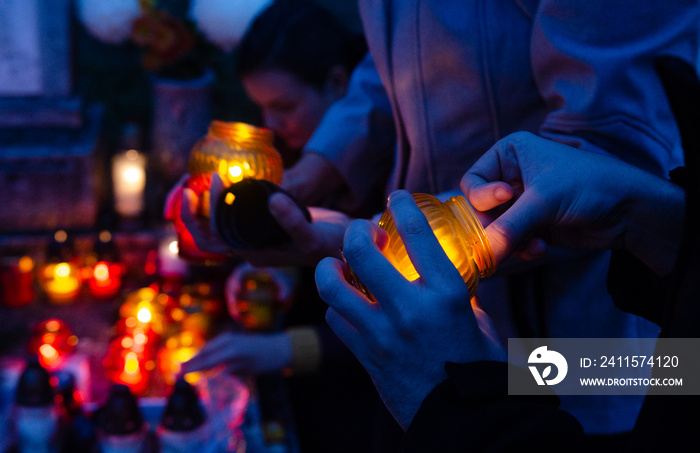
<box><xmin>0</xmin><ymin>0</ymin><xmax>80</xmax><ymax>127</ymax></box>
<box><xmin>0</xmin><ymin>0</ymin><xmax>101</xmax><ymax>233</ymax></box>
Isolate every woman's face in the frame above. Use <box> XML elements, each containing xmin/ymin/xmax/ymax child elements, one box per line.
<box><xmin>242</xmin><ymin>69</ymin><xmax>336</xmax><ymax>150</ymax></box>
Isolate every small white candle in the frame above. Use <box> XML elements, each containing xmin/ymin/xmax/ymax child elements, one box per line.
<box><xmin>112</xmin><ymin>149</ymin><xmax>147</xmax><ymax>217</ymax></box>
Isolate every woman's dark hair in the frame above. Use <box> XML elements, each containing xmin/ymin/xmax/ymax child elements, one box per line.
<box><xmin>235</xmin><ymin>0</ymin><xmax>367</xmax><ymax>90</ymax></box>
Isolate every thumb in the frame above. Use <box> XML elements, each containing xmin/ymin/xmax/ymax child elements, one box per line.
<box><xmin>485</xmin><ymin>190</ymin><xmax>548</xmax><ymax>264</ymax></box>
<box><xmin>465</xmin><ymin>180</ymin><xmax>514</xmax><ymax>212</ymax></box>
<box><xmin>269</xmin><ymin>193</ymin><xmax>311</xmax><ymax>237</ymax></box>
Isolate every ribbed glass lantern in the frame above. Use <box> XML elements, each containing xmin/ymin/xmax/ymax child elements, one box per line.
<box><xmin>188</xmin><ymin>121</ymin><xmax>283</xmax><ymax>187</ymax></box>
<box><xmin>173</xmin><ymin>121</ymin><xmax>284</xmax><ymax>262</ymax></box>
<box><xmin>377</xmin><ymin>194</ymin><xmax>495</xmax><ymax>297</ymax></box>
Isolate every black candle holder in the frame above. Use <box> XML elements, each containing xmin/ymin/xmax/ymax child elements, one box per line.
<box><xmin>215</xmin><ymin>179</ymin><xmax>311</xmax><ymax>250</ymax></box>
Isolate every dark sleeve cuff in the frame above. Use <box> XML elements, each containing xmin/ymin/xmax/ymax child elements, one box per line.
<box><xmin>404</xmin><ymin>361</ymin><xmax>583</xmax><ymax>452</ymax></box>
<box><xmin>607</xmin><ymin>250</ymin><xmax>666</xmax><ymax>325</ymax></box>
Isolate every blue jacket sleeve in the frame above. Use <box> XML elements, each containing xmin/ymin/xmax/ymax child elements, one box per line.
<box><xmin>531</xmin><ymin>0</ymin><xmax>699</xmax><ymax>177</ymax></box>
<box><xmin>304</xmin><ymin>52</ymin><xmax>396</xmax><ymax>213</ymax></box>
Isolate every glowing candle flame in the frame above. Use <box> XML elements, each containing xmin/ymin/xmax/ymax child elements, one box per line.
<box><xmin>39</xmin><ymin>344</ymin><xmax>58</xmax><ymax>360</ymax></box>
<box><xmin>124</xmin><ymin>167</ymin><xmax>141</xmax><ymax>183</ymax></box>
<box><xmin>93</xmin><ymin>263</ymin><xmax>110</xmax><ymax>281</ymax></box>
<box><xmin>124</xmin><ymin>352</ymin><xmax>140</xmax><ymax>374</ymax></box>
<box><xmin>55</xmin><ymin>263</ymin><xmax>70</xmax><ymax>278</ymax></box>
<box><xmin>137</xmin><ymin>307</ymin><xmax>152</xmax><ymax>323</ymax></box>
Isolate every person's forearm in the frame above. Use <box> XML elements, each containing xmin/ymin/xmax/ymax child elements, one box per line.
<box><xmin>303</xmin><ymin>53</ymin><xmax>395</xmax><ymax>212</ymax></box>
<box><xmin>281</xmin><ymin>152</ymin><xmax>346</xmax><ymax>206</ymax></box>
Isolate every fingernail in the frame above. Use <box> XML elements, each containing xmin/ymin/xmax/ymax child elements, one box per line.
<box><xmin>387</xmin><ymin>190</ymin><xmax>412</xmax><ymax>206</ymax></box>
<box><xmin>494</xmin><ymin>185</ymin><xmax>512</xmax><ymax>201</ymax></box>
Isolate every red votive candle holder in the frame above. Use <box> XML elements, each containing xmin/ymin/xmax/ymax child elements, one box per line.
<box><xmin>0</xmin><ymin>256</ymin><xmax>35</xmax><ymax>307</ymax></box>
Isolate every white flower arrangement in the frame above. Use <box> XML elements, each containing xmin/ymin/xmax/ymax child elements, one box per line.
<box><xmin>189</xmin><ymin>0</ymin><xmax>273</xmax><ymax>51</ymax></box>
<box><xmin>76</xmin><ymin>0</ymin><xmax>142</xmax><ymax>44</ymax></box>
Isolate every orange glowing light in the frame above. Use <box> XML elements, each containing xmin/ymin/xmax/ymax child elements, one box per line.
<box><xmin>93</xmin><ymin>263</ymin><xmax>110</xmax><ymax>281</ymax></box>
<box><xmin>54</xmin><ymin>230</ymin><xmax>68</xmax><ymax>243</ymax></box>
<box><xmin>229</xmin><ymin>165</ymin><xmax>243</xmax><ymax>178</ymax></box>
<box><xmin>88</xmin><ymin>260</ymin><xmax>122</xmax><ymax>299</ymax></box>
<box><xmin>170</xmin><ymin>307</ymin><xmax>185</xmax><ymax>321</ymax></box>
<box><xmin>377</xmin><ymin>194</ymin><xmax>496</xmax><ymax>298</ymax></box>
<box><xmin>180</xmin><ymin>332</ymin><xmax>194</xmax><ymax>347</ymax></box>
<box><xmin>124</xmin><ymin>353</ymin><xmax>140</xmax><ymax>374</ymax></box>
<box><xmin>157</xmin><ymin>331</ymin><xmax>204</xmax><ymax>385</ymax></box>
<box><xmin>137</xmin><ymin>307</ymin><xmax>152</xmax><ymax>323</ymax></box>
<box><xmin>121</xmin><ymin>336</ymin><xmax>134</xmax><ymax>349</ymax></box>
<box><xmin>125</xmin><ymin>317</ymin><xmax>137</xmax><ymax>328</ymax></box>
<box><xmin>133</xmin><ymin>333</ymin><xmax>147</xmax><ymax>345</ymax></box>
<box><xmin>42</xmin><ymin>263</ymin><xmax>80</xmax><ymax>303</ymax></box>
<box><xmin>29</xmin><ymin>319</ymin><xmax>76</xmax><ymax>370</ymax></box>
<box><xmin>137</xmin><ymin>287</ymin><xmax>158</xmax><ymax>301</ymax></box>
<box><xmin>18</xmin><ymin>256</ymin><xmax>34</xmax><ymax>273</ymax></box>
<box><xmin>180</xmin><ymin>294</ymin><xmax>193</xmax><ymax>307</ymax></box>
<box><xmin>176</xmin><ymin>348</ymin><xmax>195</xmax><ymax>363</ymax></box>
<box><xmin>39</xmin><ymin>344</ymin><xmax>58</xmax><ymax>360</ymax></box>
<box><xmin>55</xmin><ymin>264</ymin><xmax>70</xmax><ymax>278</ymax></box>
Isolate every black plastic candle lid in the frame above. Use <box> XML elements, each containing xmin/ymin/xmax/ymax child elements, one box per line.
<box><xmin>15</xmin><ymin>356</ymin><xmax>54</xmax><ymax>407</ymax></box>
<box><xmin>94</xmin><ymin>384</ymin><xmax>143</xmax><ymax>435</ymax></box>
<box><xmin>215</xmin><ymin>179</ymin><xmax>311</xmax><ymax>250</ymax></box>
<box><xmin>160</xmin><ymin>378</ymin><xmax>206</xmax><ymax>431</ymax></box>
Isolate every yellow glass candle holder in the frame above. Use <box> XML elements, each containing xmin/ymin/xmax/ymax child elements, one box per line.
<box><xmin>40</xmin><ymin>262</ymin><xmax>81</xmax><ymax>304</ymax></box>
<box><xmin>345</xmin><ymin>194</ymin><xmax>495</xmax><ymax>300</ymax></box>
<box><xmin>188</xmin><ymin>121</ymin><xmax>283</xmax><ymax>189</ymax></box>
<box><xmin>174</xmin><ymin>121</ymin><xmax>284</xmax><ymax>261</ymax></box>
<box><xmin>378</xmin><ymin>194</ymin><xmax>495</xmax><ymax>297</ymax></box>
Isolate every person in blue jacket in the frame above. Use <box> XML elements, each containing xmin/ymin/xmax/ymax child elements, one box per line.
<box><xmin>316</xmin><ymin>56</ymin><xmax>700</xmax><ymax>451</ymax></box>
<box><xmin>182</xmin><ymin>0</ymin><xmax>700</xmax><ymax>439</ymax></box>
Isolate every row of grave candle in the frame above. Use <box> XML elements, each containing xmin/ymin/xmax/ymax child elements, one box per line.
<box><xmin>26</xmin><ymin>283</ymin><xmax>222</xmax><ymax>400</ymax></box>
<box><xmin>0</xmin><ymin>229</ymin><xmax>190</xmax><ymax>306</ymax></box>
<box><xmin>8</xmin><ymin>353</ymin><xmax>248</xmax><ymax>453</ymax></box>
<box><xmin>104</xmin><ymin>282</ymin><xmax>225</xmax><ymax>395</ymax></box>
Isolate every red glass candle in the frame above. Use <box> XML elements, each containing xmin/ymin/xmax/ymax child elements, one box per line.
<box><xmin>27</xmin><ymin>319</ymin><xmax>78</xmax><ymax>371</ymax></box>
<box><xmin>87</xmin><ymin>261</ymin><xmax>124</xmax><ymax>299</ymax></box>
<box><xmin>0</xmin><ymin>256</ymin><xmax>35</xmax><ymax>307</ymax></box>
<box><xmin>103</xmin><ymin>335</ymin><xmax>155</xmax><ymax>396</ymax></box>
